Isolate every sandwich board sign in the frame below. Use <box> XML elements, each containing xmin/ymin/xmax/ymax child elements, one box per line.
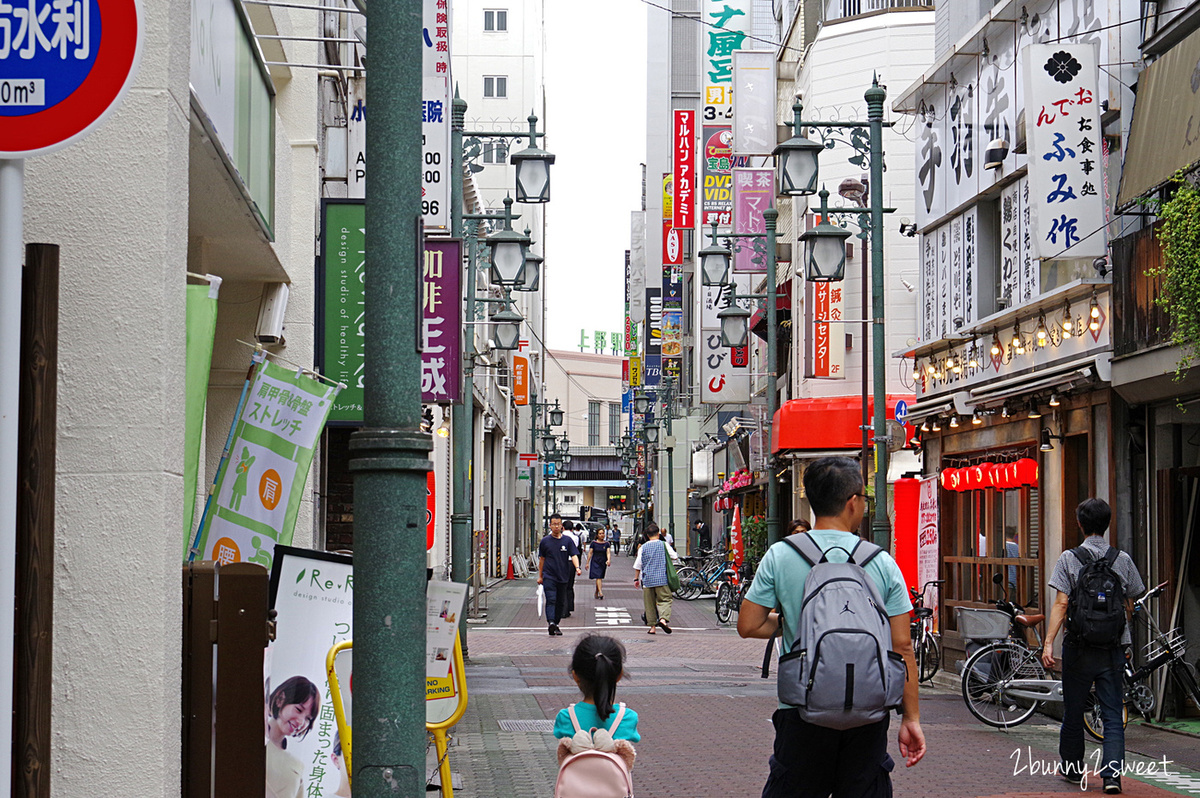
<box><xmin>0</xmin><ymin>0</ymin><xmax>144</xmax><ymax>157</ymax></box>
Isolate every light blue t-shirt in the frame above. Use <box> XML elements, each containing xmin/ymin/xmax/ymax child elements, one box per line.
<box><xmin>553</xmin><ymin>703</ymin><xmax>641</xmax><ymax>742</ymax></box>
<box><xmin>744</xmin><ymin>529</ymin><xmax>913</xmax><ymax>658</ymax></box>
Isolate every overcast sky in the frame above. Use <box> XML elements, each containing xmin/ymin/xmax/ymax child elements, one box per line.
<box><xmin>542</xmin><ymin>1</ymin><xmax>647</xmax><ymax>353</ymax></box>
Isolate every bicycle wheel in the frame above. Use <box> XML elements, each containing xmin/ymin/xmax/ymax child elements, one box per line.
<box><xmin>918</xmin><ymin>634</ymin><xmax>941</xmax><ymax>684</ymax></box>
<box><xmin>1083</xmin><ymin>687</ymin><xmax>1129</xmax><ymax>742</ymax></box>
<box><xmin>1169</xmin><ymin>659</ymin><xmax>1200</xmax><ymax>715</ymax></box>
<box><xmin>676</xmin><ymin>567</ymin><xmax>702</xmax><ymax>600</ymax></box>
<box><xmin>961</xmin><ymin>641</ymin><xmax>1047</xmax><ymax>728</ymax></box>
<box><xmin>715</xmin><ymin>582</ymin><xmax>734</xmax><ymax>623</ymax></box>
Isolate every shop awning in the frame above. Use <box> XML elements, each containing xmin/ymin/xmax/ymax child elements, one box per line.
<box><xmin>772</xmin><ymin>394</ymin><xmax>914</xmax><ymax>453</ymax></box>
<box><xmin>750</xmin><ymin>282</ymin><xmax>793</xmax><ymax>341</ymax></box>
<box><xmin>1117</xmin><ymin>25</ymin><xmax>1200</xmax><ymax>207</ymax></box>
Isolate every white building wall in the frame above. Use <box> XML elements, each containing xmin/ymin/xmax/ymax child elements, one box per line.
<box><xmin>791</xmin><ymin>12</ymin><xmax>934</xmax><ymax>402</ymax></box>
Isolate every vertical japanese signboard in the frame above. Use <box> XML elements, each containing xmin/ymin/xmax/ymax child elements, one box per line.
<box><xmin>422</xmin><ymin>0</ymin><xmax>451</xmax><ymax>229</ymax></box>
<box><xmin>915</xmin><ymin>102</ymin><xmax>945</xmax><ymax>229</ymax></box>
<box><xmin>732</xmin><ymin>50</ymin><xmax>775</xmax><ymax>155</ymax></box>
<box><xmin>702</xmin><ymin>127</ymin><xmax>749</xmax><ymax>227</ymax></box>
<box><xmin>513</xmin><ymin>355</ymin><xmax>529</xmax><ymax>406</ymax></box>
<box><xmin>673</xmin><ymin>110</ymin><xmax>695</xmax><ymax>229</ymax></box>
<box><xmin>1023</xmin><ymin>43</ymin><xmax>1105</xmax><ymax>259</ymax></box>
<box><xmin>197</xmin><ymin>360</ymin><xmax>340</xmax><ymax>571</ymax></box>
<box><xmin>420</xmin><ymin>240</ymin><xmax>462</xmax><ymax>404</ymax></box>
<box><xmin>919</xmin><ymin>229</ymin><xmax>938</xmax><ymax>342</ymax></box>
<box><xmin>917</xmin><ymin>478</ymin><xmax>940</xmax><ymax>627</ymax></box>
<box><xmin>702</xmin><ymin>0</ymin><xmax>752</xmax><ymax>122</ymax></box>
<box><xmin>700</xmin><ymin>279</ymin><xmax>752</xmax><ymax>403</ymax></box>
<box><xmin>808</xmin><ymin>282</ymin><xmax>845</xmax><ymax>378</ymax></box>
<box><xmin>733</xmin><ymin>168</ymin><xmax>773</xmax><ymax>272</ymax></box>
<box><xmin>1000</xmin><ymin>182</ymin><xmax>1020</xmax><ymax>305</ymax></box>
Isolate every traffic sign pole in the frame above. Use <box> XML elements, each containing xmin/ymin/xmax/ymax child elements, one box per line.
<box><xmin>0</xmin><ymin>156</ymin><xmax>24</xmax><ymax>798</ymax></box>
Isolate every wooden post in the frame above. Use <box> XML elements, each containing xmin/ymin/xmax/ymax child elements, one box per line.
<box><xmin>15</xmin><ymin>243</ymin><xmax>58</xmax><ymax>798</ymax></box>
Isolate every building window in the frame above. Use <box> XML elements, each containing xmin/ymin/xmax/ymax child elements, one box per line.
<box><xmin>483</xmin><ymin>9</ymin><xmax>507</xmax><ymax>31</ymax></box>
<box><xmin>483</xmin><ymin>75</ymin><xmax>507</xmax><ymax>98</ymax></box>
<box><xmin>481</xmin><ymin>140</ymin><xmax>508</xmax><ymax>164</ymax></box>
<box><xmin>608</xmin><ymin>402</ymin><xmax>621</xmax><ymax>444</ymax></box>
<box><xmin>588</xmin><ymin>401</ymin><xmax>600</xmax><ymax>446</ymax></box>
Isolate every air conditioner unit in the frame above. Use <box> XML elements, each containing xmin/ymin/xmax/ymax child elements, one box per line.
<box><xmin>255</xmin><ymin>283</ymin><xmax>290</xmax><ymax>344</ymax></box>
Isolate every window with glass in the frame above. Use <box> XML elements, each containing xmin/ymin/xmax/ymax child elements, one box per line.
<box><xmin>941</xmin><ymin>450</ymin><xmax>1042</xmax><ymax>637</ymax></box>
<box><xmin>484</xmin><ymin>9</ymin><xmax>508</xmax><ymax>31</ymax></box>
<box><xmin>608</xmin><ymin>402</ymin><xmax>621</xmax><ymax>444</ymax></box>
<box><xmin>482</xmin><ymin>140</ymin><xmax>508</xmax><ymax>164</ymax></box>
<box><xmin>588</xmin><ymin>401</ymin><xmax>600</xmax><ymax>446</ymax></box>
<box><xmin>483</xmin><ymin>76</ymin><xmax>508</xmax><ymax>98</ymax></box>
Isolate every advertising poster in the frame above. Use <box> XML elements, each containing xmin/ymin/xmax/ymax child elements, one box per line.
<box><xmin>268</xmin><ymin>547</ymin><xmax>354</xmax><ymax>798</ymax></box>
<box><xmin>917</xmin><ymin>477</ymin><xmax>940</xmax><ymax>629</ymax></box>
<box><xmin>701</xmin><ymin>127</ymin><xmax>751</xmax><ymax>228</ymax></box>
<box><xmin>420</xmin><ymin>239</ymin><xmax>463</xmax><ymax>404</ymax></box>
<box><xmin>732</xmin><ymin>168</ymin><xmax>773</xmax><ymax>273</ymax></box>
<box><xmin>196</xmin><ymin>359</ymin><xmax>340</xmax><ymax>571</ymax></box>
<box><xmin>732</xmin><ymin>50</ymin><xmax>775</xmax><ymax>155</ymax></box>
<box><xmin>1023</xmin><ymin>43</ymin><xmax>1105</xmax><ymax>259</ymax></box>
<box><xmin>702</xmin><ymin>0</ymin><xmax>753</xmax><ymax>122</ymax></box>
<box><xmin>662</xmin><ymin>309</ymin><xmax>683</xmax><ymax>357</ymax></box>
<box><xmin>421</xmin><ymin>0</ymin><xmax>451</xmax><ymax>229</ymax></box>
<box><xmin>426</xmin><ymin>581</ymin><xmax>468</xmax><ymax>678</ymax></box>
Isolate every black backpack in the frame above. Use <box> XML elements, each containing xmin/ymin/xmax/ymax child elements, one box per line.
<box><xmin>1066</xmin><ymin>547</ymin><xmax>1126</xmax><ymax>647</ymax></box>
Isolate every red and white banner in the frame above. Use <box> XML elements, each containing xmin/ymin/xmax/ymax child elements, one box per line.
<box><xmin>673</xmin><ymin>110</ymin><xmax>695</xmax><ymax>229</ymax></box>
<box><xmin>663</xmin><ymin>221</ymin><xmax>682</xmax><ymax>266</ymax></box>
<box><xmin>917</xmin><ymin>477</ymin><xmax>939</xmax><ymax>629</ymax></box>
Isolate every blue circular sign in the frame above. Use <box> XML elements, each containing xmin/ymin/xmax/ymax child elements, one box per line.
<box><xmin>895</xmin><ymin>400</ymin><xmax>909</xmax><ymax>425</ymax></box>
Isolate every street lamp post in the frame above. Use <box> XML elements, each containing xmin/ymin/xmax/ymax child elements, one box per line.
<box><xmin>659</xmin><ymin>377</ymin><xmax>677</xmax><ymax>546</ymax></box>
<box><xmin>353</xmin><ymin>4</ymin><xmax>427</xmax><ymax>789</ymax></box>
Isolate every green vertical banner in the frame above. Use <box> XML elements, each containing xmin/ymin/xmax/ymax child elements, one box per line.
<box><xmin>194</xmin><ymin>359</ymin><xmax>340</xmax><ymax>571</ymax></box>
<box><xmin>184</xmin><ymin>278</ymin><xmax>221</xmax><ymax>556</ymax></box>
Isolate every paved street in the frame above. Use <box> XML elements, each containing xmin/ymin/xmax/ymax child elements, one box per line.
<box><xmin>438</xmin><ymin>552</ymin><xmax>1200</xmax><ymax>797</ymax></box>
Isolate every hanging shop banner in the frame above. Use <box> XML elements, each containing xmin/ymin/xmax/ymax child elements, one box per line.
<box><xmin>184</xmin><ymin>278</ymin><xmax>221</xmax><ymax>556</ymax></box>
<box><xmin>319</xmin><ymin>200</ymin><xmax>462</xmax><ymax>422</ymax></box>
<box><xmin>702</xmin><ymin>127</ymin><xmax>753</xmax><ymax>228</ymax></box>
<box><xmin>646</xmin><ymin>288</ymin><xmax>662</xmax><ymax>359</ymax></box>
<box><xmin>1023</xmin><ymin>42</ymin><xmax>1105</xmax><ymax>259</ymax></box>
<box><xmin>673</xmin><ymin>110</ymin><xmax>696</xmax><ymax>229</ymax></box>
<box><xmin>347</xmin><ymin>76</ymin><xmax>366</xmax><ymax>198</ymax></box>
<box><xmin>421</xmin><ymin>0</ymin><xmax>452</xmax><ymax>229</ymax></box>
<box><xmin>732</xmin><ymin>50</ymin><xmax>775</xmax><ymax>155</ymax></box>
<box><xmin>629</xmin><ymin>357</ymin><xmax>643</xmax><ymax>387</ymax></box>
<box><xmin>420</xmin><ymin>239</ymin><xmax>463</xmax><ymax>404</ymax></box>
<box><xmin>629</xmin><ymin>212</ymin><xmax>647</xmax><ymax>324</ymax></box>
<box><xmin>513</xmin><ymin>355</ymin><xmax>529</xmax><ymax>406</ymax></box>
<box><xmin>663</xmin><ymin>220</ymin><xmax>682</xmax><ymax>267</ymax></box>
<box><xmin>662</xmin><ymin>309</ymin><xmax>683</xmax><ymax>357</ymax></box>
<box><xmin>732</xmin><ymin>168</ymin><xmax>774</xmax><ymax>273</ymax></box>
<box><xmin>644</xmin><ymin>355</ymin><xmax>662</xmax><ymax>388</ymax></box>
<box><xmin>916</xmin><ymin>477</ymin><xmax>940</xmax><ymax>627</ymax></box>
<box><xmin>702</xmin><ymin>0</ymin><xmax>752</xmax><ymax>123</ymax></box>
<box><xmin>808</xmin><ymin>282</ymin><xmax>845</xmax><ymax>379</ymax></box>
<box><xmin>700</xmin><ymin>278</ymin><xmax>753</xmax><ymax>404</ymax></box>
<box><xmin>662</xmin><ymin>173</ymin><xmax>673</xmax><ymax>221</ymax></box>
<box><xmin>268</xmin><ymin>547</ymin><xmax>354</xmax><ymax>798</ymax></box>
<box><xmin>197</xmin><ymin>360</ymin><xmax>340</xmax><ymax>572</ymax></box>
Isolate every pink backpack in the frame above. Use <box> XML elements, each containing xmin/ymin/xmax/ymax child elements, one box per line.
<box><xmin>554</xmin><ymin>703</ymin><xmax>635</xmax><ymax>798</ymax></box>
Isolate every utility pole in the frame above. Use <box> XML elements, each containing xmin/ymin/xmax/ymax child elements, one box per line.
<box><xmin>450</xmin><ymin>88</ymin><xmax>471</xmax><ymax>656</ymax></box>
<box><xmin>351</xmin><ymin>1</ymin><xmax>429</xmax><ymax>792</ymax></box>
<box><xmin>866</xmin><ymin>78</ymin><xmax>891</xmax><ymax>550</ymax></box>
<box><xmin>764</xmin><ymin>207</ymin><xmax>781</xmax><ymax>549</ymax></box>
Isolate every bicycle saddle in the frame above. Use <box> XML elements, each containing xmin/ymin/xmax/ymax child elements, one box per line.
<box><xmin>1015</xmin><ymin>613</ymin><xmax>1044</xmax><ymax>627</ymax></box>
<box><xmin>914</xmin><ymin>607</ymin><xmax>933</xmax><ymax>618</ymax></box>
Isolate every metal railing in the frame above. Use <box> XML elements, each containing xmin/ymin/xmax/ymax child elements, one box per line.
<box><xmin>825</xmin><ymin>0</ymin><xmax>932</xmax><ymax>22</ymax></box>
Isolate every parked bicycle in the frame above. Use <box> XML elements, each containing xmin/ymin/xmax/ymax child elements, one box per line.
<box><xmin>910</xmin><ymin>579</ymin><xmax>945</xmax><ymax>684</ymax></box>
<box><xmin>714</xmin><ymin>561</ymin><xmax>754</xmax><ymax>623</ymax></box>
<box><xmin>674</xmin><ymin>550</ymin><xmax>728</xmax><ymax>600</ymax></box>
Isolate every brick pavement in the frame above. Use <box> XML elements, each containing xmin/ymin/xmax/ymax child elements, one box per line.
<box><xmin>442</xmin><ymin>554</ymin><xmax>1200</xmax><ymax>797</ymax></box>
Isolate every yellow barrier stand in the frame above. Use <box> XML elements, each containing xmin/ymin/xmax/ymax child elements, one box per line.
<box><xmin>325</xmin><ymin>633</ymin><xmax>469</xmax><ymax>797</ymax></box>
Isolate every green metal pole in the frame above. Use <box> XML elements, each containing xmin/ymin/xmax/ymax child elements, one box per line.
<box><xmin>351</xmin><ymin>1</ymin><xmax>428</xmax><ymax>792</ymax></box>
<box><xmin>664</xmin><ymin>380</ymin><xmax>675</xmax><ymax>543</ymax></box>
<box><xmin>450</xmin><ymin>89</ymin><xmax>471</xmax><ymax>656</ymax></box>
<box><xmin>764</xmin><ymin>207</ymin><xmax>781</xmax><ymax>549</ymax></box>
<box><xmin>866</xmin><ymin>77</ymin><xmax>891</xmax><ymax>550</ymax></box>
<box><xmin>530</xmin><ymin>391</ymin><xmax>538</xmax><ymax>549</ymax></box>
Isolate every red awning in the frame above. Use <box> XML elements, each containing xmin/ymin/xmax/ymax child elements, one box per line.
<box><xmin>772</xmin><ymin>394</ymin><xmax>914</xmax><ymax>453</ymax></box>
<box><xmin>750</xmin><ymin>281</ymin><xmax>793</xmax><ymax>340</ymax></box>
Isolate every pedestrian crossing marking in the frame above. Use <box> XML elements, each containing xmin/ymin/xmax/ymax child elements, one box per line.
<box><xmin>595</xmin><ymin>607</ymin><xmax>632</xmax><ymax>625</ymax></box>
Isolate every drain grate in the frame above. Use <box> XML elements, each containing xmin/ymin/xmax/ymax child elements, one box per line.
<box><xmin>497</xmin><ymin>719</ymin><xmax>556</xmax><ymax>733</ymax></box>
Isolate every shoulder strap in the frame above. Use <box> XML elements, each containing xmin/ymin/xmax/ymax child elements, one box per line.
<box><xmin>567</xmin><ymin>703</ymin><xmax>584</xmax><ymax>734</ymax></box>
<box><xmin>1103</xmin><ymin>547</ymin><xmax>1119</xmax><ymax>567</ymax></box>
<box><xmin>1071</xmin><ymin>546</ymin><xmax>1095</xmax><ymax>567</ymax></box>
<box><xmin>605</xmin><ymin>703</ymin><xmax>627</xmax><ymax>735</ymax></box>
<box><xmin>761</xmin><ymin>625</ymin><xmax>780</xmax><ymax>679</ymax></box>
<box><xmin>782</xmin><ymin>532</ymin><xmax>822</xmax><ymax>566</ymax></box>
<box><xmin>848</xmin><ymin>538</ymin><xmax>884</xmax><ymax>566</ymax></box>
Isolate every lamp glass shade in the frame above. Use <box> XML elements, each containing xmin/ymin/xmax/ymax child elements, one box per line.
<box><xmin>633</xmin><ymin>391</ymin><xmax>650</xmax><ymax>415</ymax></box>
<box><xmin>803</xmin><ymin>225</ymin><xmax>850</xmax><ymax>282</ymax></box>
<box><xmin>645</xmin><ymin>424</ymin><xmax>660</xmax><ymax>444</ymax></box>
<box><xmin>549</xmin><ymin>407</ymin><xmax>564</xmax><ymax>426</ymax></box>
<box><xmin>620</xmin><ymin>433</ymin><xmax>630</xmax><ymax>448</ymax></box>
<box><xmin>511</xmin><ymin>148</ymin><xmax>554</xmax><ymax>203</ymax></box>
<box><xmin>514</xmin><ymin>252</ymin><xmax>542</xmax><ymax>292</ymax></box>
<box><xmin>699</xmin><ymin>245</ymin><xmax>732</xmax><ymax>287</ymax></box>
<box><xmin>542</xmin><ymin>435</ymin><xmax>556</xmax><ymax>453</ymax></box>
<box><xmin>775</xmin><ymin>138</ymin><xmax>822</xmax><ymax>196</ymax></box>
<box><xmin>718</xmin><ymin>304</ymin><xmax>750</xmax><ymax>348</ymax></box>
<box><xmin>491</xmin><ymin>309</ymin><xmax>522</xmax><ymax>350</ymax></box>
<box><xmin>489</xmin><ymin>238</ymin><xmax>527</xmax><ymax>286</ymax></box>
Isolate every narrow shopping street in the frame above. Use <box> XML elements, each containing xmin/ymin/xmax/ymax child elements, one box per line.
<box><xmin>444</xmin><ymin>554</ymin><xmax>1200</xmax><ymax>798</ymax></box>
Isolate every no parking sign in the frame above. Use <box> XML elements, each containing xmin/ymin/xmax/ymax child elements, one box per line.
<box><xmin>0</xmin><ymin>0</ymin><xmax>143</xmax><ymax>157</ymax></box>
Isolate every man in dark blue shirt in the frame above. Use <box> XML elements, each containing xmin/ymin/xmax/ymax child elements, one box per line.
<box><xmin>538</xmin><ymin>513</ymin><xmax>581</xmax><ymax>636</ymax></box>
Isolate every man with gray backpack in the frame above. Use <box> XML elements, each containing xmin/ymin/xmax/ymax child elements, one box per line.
<box><xmin>738</xmin><ymin>457</ymin><xmax>926</xmax><ymax>797</ymax></box>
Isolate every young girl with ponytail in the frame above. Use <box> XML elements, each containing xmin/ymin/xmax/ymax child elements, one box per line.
<box><xmin>553</xmin><ymin>634</ymin><xmax>640</xmax><ymax>773</ymax></box>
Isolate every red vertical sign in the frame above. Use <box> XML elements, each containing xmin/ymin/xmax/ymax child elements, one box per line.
<box><xmin>814</xmin><ymin>283</ymin><xmax>831</xmax><ymax>377</ymax></box>
<box><xmin>663</xmin><ymin>220</ymin><xmax>682</xmax><ymax>266</ymax></box>
<box><xmin>426</xmin><ymin>471</ymin><xmax>436</xmax><ymax>550</ymax></box>
<box><xmin>673</xmin><ymin>110</ymin><xmax>695</xmax><ymax>229</ymax></box>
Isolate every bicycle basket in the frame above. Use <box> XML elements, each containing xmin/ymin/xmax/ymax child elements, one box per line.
<box><xmin>956</xmin><ymin>607</ymin><xmax>1011</xmax><ymax>642</ymax></box>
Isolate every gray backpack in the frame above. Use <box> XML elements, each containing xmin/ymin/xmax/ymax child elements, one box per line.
<box><xmin>775</xmin><ymin>533</ymin><xmax>907</xmax><ymax>729</ymax></box>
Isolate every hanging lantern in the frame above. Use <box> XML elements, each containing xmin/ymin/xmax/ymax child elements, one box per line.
<box><xmin>967</xmin><ymin>464</ymin><xmax>985</xmax><ymax>490</ymax></box>
<box><xmin>940</xmin><ymin>469</ymin><xmax>954</xmax><ymax>490</ymax></box>
<box><xmin>984</xmin><ymin>462</ymin><xmax>1000</xmax><ymax>489</ymax></box>
<box><xmin>1016</xmin><ymin>457</ymin><xmax>1039</xmax><ymax>486</ymax></box>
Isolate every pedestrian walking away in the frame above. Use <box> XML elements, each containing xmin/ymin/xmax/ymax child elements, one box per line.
<box><xmin>588</xmin><ymin>527</ymin><xmax>613</xmax><ymax>599</ymax></box>
<box><xmin>539</xmin><ymin>513</ymin><xmax>582</xmax><ymax>636</ymax></box>
<box><xmin>633</xmin><ymin>524</ymin><xmax>679</xmax><ymax>635</ymax></box>
<box><xmin>1041</xmin><ymin>498</ymin><xmax>1145</xmax><ymax>794</ymax></box>
<box><xmin>562</xmin><ymin>520</ymin><xmax>581</xmax><ymax>618</ymax></box>
<box><xmin>737</xmin><ymin>456</ymin><xmax>926</xmax><ymax>797</ymax></box>
<box><xmin>610</xmin><ymin>524</ymin><xmax>621</xmax><ymax>556</ymax></box>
